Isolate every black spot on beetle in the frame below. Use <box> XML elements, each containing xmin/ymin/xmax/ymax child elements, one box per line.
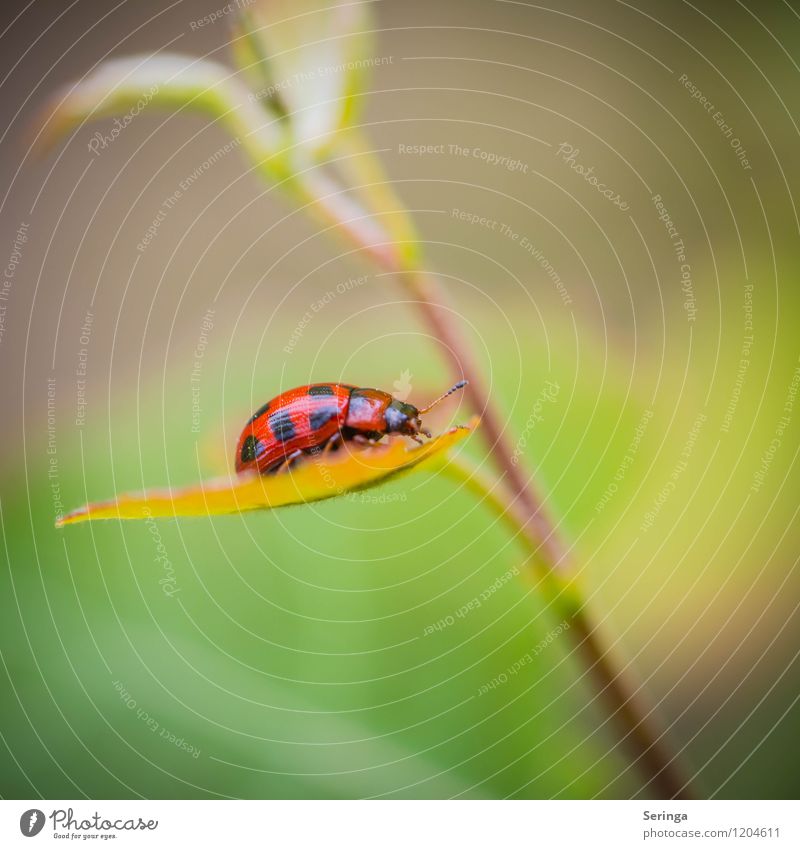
<box><xmin>308</xmin><ymin>384</ymin><xmax>335</xmax><ymax>396</ymax></box>
<box><xmin>268</xmin><ymin>410</ymin><xmax>296</xmax><ymax>442</ymax></box>
<box><xmin>249</xmin><ymin>401</ymin><xmax>270</xmax><ymax>423</ymax></box>
<box><xmin>240</xmin><ymin>435</ymin><xmax>263</xmax><ymax>464</ymax></box>
<box><xmin>309</xmin><ymin>406</ymin><xmax>338</xmax><ymax>431</ymax></box>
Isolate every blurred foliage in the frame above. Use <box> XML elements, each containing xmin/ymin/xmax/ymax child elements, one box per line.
<box><xmin>1</xmin><ymin>0</ymin><xmax>799</xmax><ymax>801</ymax></box>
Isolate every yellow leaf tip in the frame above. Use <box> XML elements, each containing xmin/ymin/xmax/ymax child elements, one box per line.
<box><xmin>55</xmin><ymin>506</ymin><xmax>89</xmax><ymax>527</ymax></box>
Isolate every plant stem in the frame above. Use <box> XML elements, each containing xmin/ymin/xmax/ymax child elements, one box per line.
<box><xmin>403</xmin><ymin>270</ymin><xmax>569</xmax><ymax>570</ymax></box>
<box><xmin>569</xmin><ymin>611</ymin><xmax>693</xmax><ymax>799</ymax></box>
<box><xmin>296</xmin><ymin>164</ymin><xmax>693</xmax><ymax>799</ymax></box>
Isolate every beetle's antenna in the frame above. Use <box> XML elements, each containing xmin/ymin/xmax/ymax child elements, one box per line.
<box><xmin>418</xmin><ymin>380</ymin><xmax>468</xmax><ymax>414</ymax></box>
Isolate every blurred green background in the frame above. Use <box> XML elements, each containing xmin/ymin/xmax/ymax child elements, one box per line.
<box><xmin>1</xmin><ymin>0</ymin><xmax>798</xmax><ymax>799</ymax></box>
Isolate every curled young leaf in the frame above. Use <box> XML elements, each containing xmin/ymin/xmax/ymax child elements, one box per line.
<box><xmin>238</xmin><ymin>0</ymin><xmax>374</xmax><ymax>154</ymax></box>
<box><xmin>56</xmin><ymin>420</ymin><xmax>476</xmax><ymax>527</ymax></box>
<box><xmin>33</xmin><ymin>52</ymin><xmax>290</xmax><ymax>173</ymax></box>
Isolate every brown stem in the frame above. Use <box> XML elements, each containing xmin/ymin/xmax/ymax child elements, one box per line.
<box><xmin>404</xmin><ymin>271</ymin><xmax>569</xmax><ymax>570</ymax></box>
<box><xmin>403</xmin><ymin>272</ymin><xmax>695</xmax><ymax>799</ymax></box>
<box><xmin>569</xmin><ymin>610</ymin><xmax>693</xmax><ymax>799</ymax></box>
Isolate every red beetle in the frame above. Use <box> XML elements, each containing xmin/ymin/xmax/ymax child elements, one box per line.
<box><xmin>235</xmin><ymin>380</ymin><xmax>467</xmax><ymax>475</ymax></box>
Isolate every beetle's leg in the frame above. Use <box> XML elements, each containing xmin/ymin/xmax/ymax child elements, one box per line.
<box><xmin>410</xmin><ymin>434</ymin><xmax>425</xmax><ymax>445</ymax></box>
<box><xmin>305</xmin><ymin>433</ymin><xmax>342</xmax><ymax>467</ymax></box>
<box><xmin>274</xmin><ymin>449</ymin><xmax>304</xmax><ymax>473</ymax></box>
<box><xmin>322</xmin><ymin>432</ymin><xmax>343</xmax><ymax>454</ymax></box>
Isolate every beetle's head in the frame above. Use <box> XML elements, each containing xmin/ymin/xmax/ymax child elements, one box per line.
<box><xmin>385</xmin><ymin>380</ymin><xmax>468</xmax><ymax>444</ymax></box>
<box><xmin>384</xmin><ymin>400</ymin><xmax>429</xmax><ymax>441</ymax></box>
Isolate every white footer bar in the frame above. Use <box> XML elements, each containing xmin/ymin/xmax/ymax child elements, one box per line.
<box><xmin>3</xmin><ymin>799</ymin><xmax>797</xmax><ymax>848</ymax></box>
